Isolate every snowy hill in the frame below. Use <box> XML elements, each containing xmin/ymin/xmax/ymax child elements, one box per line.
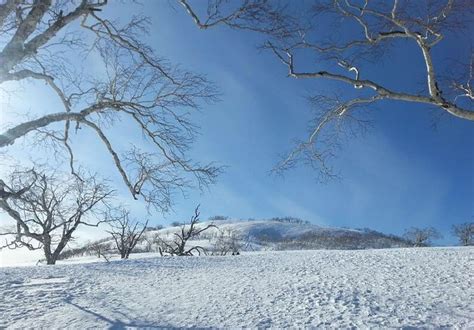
<box><xmin>2</xmin><ymin>247</ymin><xmax>473</xmax><ymax>328</ymax></box>
<box><xmin>60</xmin><ymin>219</ymin><xmax>411</xmax><ymax>261</ymax></box>
<box><xmin>188</xmin><ymin>219</ymin><xmax>411</xmax><ymax>249</ymax></box>
<box><xmin>208</xmin><ymin>219</ymin><xmax>410</xmax><ymax>249</ymax></box>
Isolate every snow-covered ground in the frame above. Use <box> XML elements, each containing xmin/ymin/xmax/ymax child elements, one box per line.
<box><xmin>0</xmin><ymin>219</ymin><xmax>412</xmax><ymax>266</ymax></box>
<box><xmin>1</xmin><ymin>247</ymin><xmax>473</xmax><ymax>328</ymax></box>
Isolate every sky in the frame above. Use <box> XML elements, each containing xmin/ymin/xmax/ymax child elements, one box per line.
<box><xmin>0</xmin><ymin>0</ymin><xmax>473</xmax><ymax>255</ymax></box>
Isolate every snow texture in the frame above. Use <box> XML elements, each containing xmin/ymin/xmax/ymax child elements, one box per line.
<box><xmin>1</xmin><ymin>247</ymin><xmax>473</xmax><ymax>328</ymax></box>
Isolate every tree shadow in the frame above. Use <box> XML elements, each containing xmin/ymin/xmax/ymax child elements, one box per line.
<box><xmin>64</xmin><ymin>297</ymin><xmax>170</xmax><ymax>329</ymax></box>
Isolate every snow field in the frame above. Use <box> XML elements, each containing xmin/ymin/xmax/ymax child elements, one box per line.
<box><xmin>1</xmin><ymin>247</ymin><xmax>473</xmax><ymax>328</ymax></box>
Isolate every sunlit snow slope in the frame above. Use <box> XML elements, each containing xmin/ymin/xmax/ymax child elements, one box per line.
<box><xmin>1</xmin><ymin>247</ymin><xmax>472</xmax><ymax>328</ymax></box>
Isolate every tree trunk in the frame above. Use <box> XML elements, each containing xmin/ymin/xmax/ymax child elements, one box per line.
<box><xmin>43</xmin><ymin>235</ymin><xmax>57</xmax><ymax>265</ymax></box>
<box><xmin>43</xmin><ymin>248</ymin><xmax>56</xmax><ymax>265</ymax></box>
<box><xmin>45</xmin><ymin>256</ymin><xmax>56</xmax><ymax>265</ymax></box>
<box><xmin>121</xmin><ymin>249</ymin><xmax>129</xmax><ymax>259</ymax></box>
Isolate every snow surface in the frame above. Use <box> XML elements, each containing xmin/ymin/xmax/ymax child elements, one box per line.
<box><xmin>1</xmin><ymin>247</ymin><xmax>473</xmax><ymax>328</ymax></box>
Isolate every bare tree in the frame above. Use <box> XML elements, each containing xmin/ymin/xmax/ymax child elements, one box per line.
<box><xmin>140</xmin><ymin>235</ymin><xmax>155</xmax><ymax>253</ymax></box>
<box><xmin>181</xmin><ymin>0</ymin><xmax>474</xmax><ymax>178</ymax></box>
<box><xmin>158</xmin><ymin>205</ymin><xmax>216</xmax><ymax>256</ymax></box>
<box><xmin>0</xmin><ymin>168</ymin><xmax>113</xmax><ymax>265</ymax></box>
<box><xmin>107</xmin><ymin>209</ymin><xmax>148</xmax><ymax>259</ymax></box>
<box><xmin>452</xmin><ymin>222</ymin><xmax>474</xmax><ymax>246</ymax></box>
<box><xmin>0</xmin><ymin>1</ymin><xmax>220</xmax><ymax>211</ymax></box>
<box><xmin>403</xmin><ymin>227</ymin><xmax>442</xmax><ymax>247</ymax></box>
<box><xmin>211</xmin><ymin>228</ymin><xmax>242</xmax><ymax>256</ymax></box>
<box><xmin>89</xmin><ymin>240</ymin><xmax>112</xmax><ymax>261</ymax></box>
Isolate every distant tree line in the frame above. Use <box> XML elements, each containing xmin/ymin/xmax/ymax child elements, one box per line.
<box><xmin>203</xmin><ymin>215</ymin><xmax>313</xmax><ymax>224</ymax></box>
<box><xmin>145</xmin><ymin>225</ymin><xmax>164</xmax><ymax>232</ymax></box>
<box><xmin>269</xmin><ymin>217</ymin><xmax>311</xmax><ymax>225</ymax></box>
<box><xmin>208</xmin><ymin>215</ymin><xmax>230</xmax><ymax>221</ymax></box>
<box><xmin>271</xmin><ymin>229</ymin><xmax>413</xmax><ymax>251</ymax></box>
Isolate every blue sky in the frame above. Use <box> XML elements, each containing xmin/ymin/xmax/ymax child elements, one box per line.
<box><xmin>1</xmin><ymin>1</ymin><xmax>473</xmax><ymax>246</ymax></box>
<box><xmin>142</xmin><ymin>2</ymin><xmax>472</xmax><ymax>244</ymax></box>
